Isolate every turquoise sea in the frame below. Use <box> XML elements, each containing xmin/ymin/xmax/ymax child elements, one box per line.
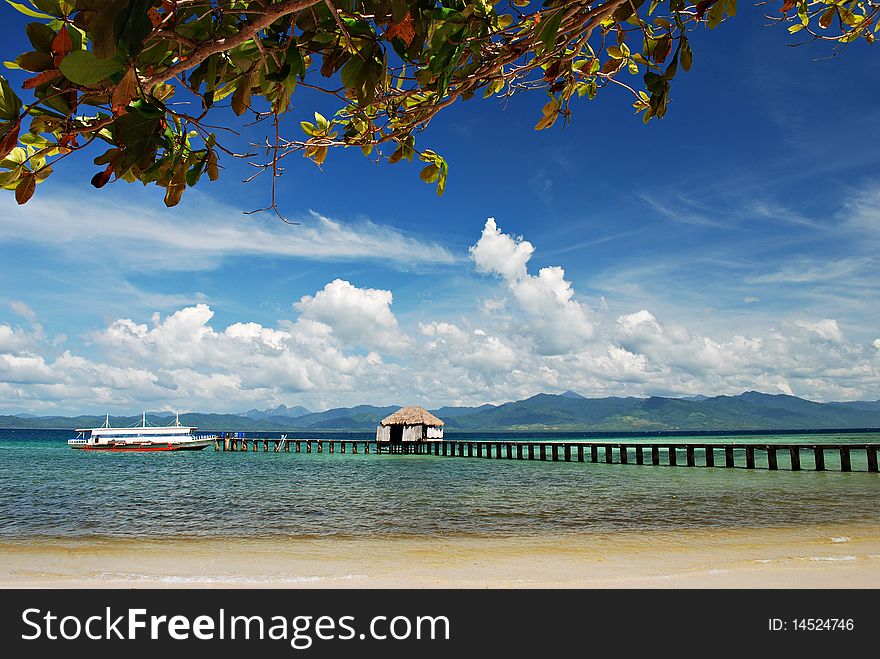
<box><xmin>1</xmin><ymin>429</ymin><xmax>878</xmax><ymax>541</ymax></box>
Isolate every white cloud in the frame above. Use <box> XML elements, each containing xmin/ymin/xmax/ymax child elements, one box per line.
<box><xmin>419</xmin><ymin>321</ymin><xmax>518</xmax><ymax>377</ymax></box>
<box><xmin>10</xmin><ymin>301</ymin><xmax>37</xmax><ymax>324</ymax></box>
<box><xmin>0</xmin><ymin>193</ymin><xmax>456</xmax><ymax>272</ymax></box>
<box><xmin>745</xmin><ymin>258</ymin><xmax>868</xmax><ymax>284</ymax></box>
<box><xmin>1</xmin><ymin>220</ymin><xmax>880</xmax><ymax>413</ymax></box>
<box><xmin>469</xmin><ymin>217</ymin><xmax>534</xmax><ymax>281</ymax></box>
<box><xmin>294</xmin><ymin>279</ymin><xmax>410</xmax><ymax>352</ymax></box>
<box><xmin>470</xmin><ymin>218</ymin><xmax>594</xmax><ymax>354</ymax></box>
<box><xmin>0</xmin><ymin>325</ymin><xmax>33</xmax><ymax>353</ymax></box>
<box><xmin>793</xmin><ymin>318</ymin><xmax>844</xmax><ymax>343</ymax></box>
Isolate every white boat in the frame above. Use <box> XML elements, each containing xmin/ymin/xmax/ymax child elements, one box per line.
<box><xmin>67</xmin><ymin>413</ymin><xmax>217</xmax><ymax>452</ymax></box>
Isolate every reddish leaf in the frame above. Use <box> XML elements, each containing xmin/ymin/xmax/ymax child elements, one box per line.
<box><xmin>51</xmin><ymin>26</ymin><xmax>72</xmax><ymax>57</ymax></box>
<box><xmin>90</xmin><ymin>164</ymin><xmax>113</xmax><ymax>188</ymax></box>
<box><xmin>0</xmin><ymin>120</ymin><xmax>21</xmax><ymax>160</ymax></box>
<box><xmin>695</xmin><ymin>0</ymin><xmax>717</xmax><ymax>20</ymax></box>
<box><xmin>22</xmin><ymin>69</ymin><xmax>60</xmax><ymax>89</ymax></box>
<box><xmin>653</xmin><ymin>36</ymin><xmax>672</xmax><ymax>64</ymax></box>
<box><xmin>600</xmin><ymin>58</ymin><xmax>623</xmax><ymax>75</ymax></box>
<box><xmin>15</xmin><ymin>174</ymin><xmax>36</xmax><ymax>205</ymax></box>
<box><xmin>386</xmin><ymin>11</ymin><xmax>416</xmax><ymax>47</ymax></box>
<box><xmin>59</xmin><ymin>133</ymin><xmax>79</xmax><ymax>148</ymax></box>
<box><xmin>148</xmin><ymin>8</ymin><xmax>163</xmax><ymax>28</ymax></box>
<box><xmin>112</xmin><ymin>66</ymin><xmax>138</xmax><ymax>114</ymax></box>
<box><xmin>779</xmin><ymin>0</ymin><xmax>796</xmax><ymax>12</ymax></box>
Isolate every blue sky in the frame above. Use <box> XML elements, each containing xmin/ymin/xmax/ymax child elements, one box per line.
<box><xmin>1</xmin><ymin>7</ymin><xmax>879</xmax><ymax>414</ymax></box>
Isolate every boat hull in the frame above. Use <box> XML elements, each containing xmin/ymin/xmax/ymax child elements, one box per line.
<box><xmin>70</xmin><ymin>440</ymin><xmax>212</xmax><ymax>452</ymax></box>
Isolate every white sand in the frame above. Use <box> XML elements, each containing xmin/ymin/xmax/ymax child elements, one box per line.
<box><xmin>2</xmin><ymin>523</ymin><xmax>879</xmax><ymax>588</ymax></box>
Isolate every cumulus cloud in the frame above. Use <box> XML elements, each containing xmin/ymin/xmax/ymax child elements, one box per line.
<box><xmin>419</xmin><ymin>321</ymin><xmax>517</xmax><ymax>377</ymax></box>
<box><xmin>2</xmin><ymin>220</ymin><xmax>880</xmax><ymax>414</ymax></box>
<box><xmin>0</xmin><ymin>325</ymin><xmax>33</xmax><ymax>353</ymax></box>
<box><xmin>469</xmin><ymin>217</ymin><xmax>534</xmax><ymax>281</ymax></box>
<box><xmin>294</xmin><ymin>279</ymin><xmax>410</xmax><ymax>352</ymax></box>
<box><xmin>792</xmin><ymin>318</ymin><xmax>844</xmax><ymax>343</ymax></box>
<box><xmin>470</xmin><ymin>218</ymin><xmax>594</xmax><ymax>354</ymax></box>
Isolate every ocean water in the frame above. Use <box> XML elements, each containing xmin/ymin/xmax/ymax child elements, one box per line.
<box><xmin>0</xmin><ymin>429</ymin><xmax>878</xmax><ymax>541</ymax></box>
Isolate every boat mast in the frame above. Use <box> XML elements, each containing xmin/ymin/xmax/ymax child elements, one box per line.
<box><xmin>142</xmin><ymin>412</ymin><xmax>146</xmax><ymax>428</ymax></box>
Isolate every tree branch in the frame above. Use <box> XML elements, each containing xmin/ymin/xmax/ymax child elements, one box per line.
<box><xmin>143</xmin><ymin>0</ymin><xmax>323</xmax><ymax>87</ymax></box>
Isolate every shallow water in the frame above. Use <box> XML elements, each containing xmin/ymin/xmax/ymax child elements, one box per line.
<box><xmin>1</xmin><ymin>429</ymin><xmax>878</xmax><ymax>541</ymax></box>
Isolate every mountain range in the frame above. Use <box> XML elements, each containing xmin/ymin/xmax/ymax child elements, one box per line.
<box><xmin>1</xmin><ymin>391</ymin><xmax>878</xmax><ymax>432</ymax></box>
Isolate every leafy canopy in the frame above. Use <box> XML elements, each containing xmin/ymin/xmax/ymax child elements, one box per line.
<box><xmin>0</xmin><ymin>0</ymin><xmax>875</xmax><ymax>214</ymax></box>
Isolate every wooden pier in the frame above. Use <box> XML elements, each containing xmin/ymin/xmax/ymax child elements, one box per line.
<box><xmin>212</xmin><ymin>434</ymin><xmax>880</xmax><ymax>473</ymax></box>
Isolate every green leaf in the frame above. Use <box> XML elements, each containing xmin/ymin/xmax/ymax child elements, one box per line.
<box><xmin>681</xmin><ymin>40</ymin><xmax>693</xmax><ymax>72</ymax></box>
<box><xmin>0</xmin><ymin>76</ymin><xmax>23</xmax><ymax>121</ymax></box>
<box><xmin>5</xmin><ymin>1</ymin><xmax>52</xmax><ymax>18</ymax></box>
<box><xmin>59</xmin><ymin>51</ymin><xmax>125</xmax><ymax>86</ymax></box>
<box><xmin>113</xmin><ymin>0</ymin><xmax>152</xmax><ymax>56</ymax></box>
<box><xmin>231</xmin><ymin>76</ymin><xmax>251</xmax><ymax>116</ymax></box>
<box><xmin>419</xmin><ymin>163</ymin><xmax>439</xmax><ymax>183</ymax></box>
<box><xmin>538</xmin><ymin>11</ymin><xmax>563</xmax><ymax>54</ymax></box>
<box><xmin>26</xmin><ymin>22</ymin><xmax>56</xmax><ymax>53</ymax></box>
<box><xmin>707</xmin><ymin>1</ymin><xmax>725</xmax><ymax>29</ymax></box>
<box><xmin>115</xmin><ymin>110</ymin><xmax>161</xmax><ymax>173</ymax></box>
<box><xmin>30</xmin><ymin>0</ymin><xmax>63</xmax><ymax>15</ymax></box>
<box><xmin>88</xmin><ymin>0</ymin><xmax>128</xmax><ymax>59</ymax></box>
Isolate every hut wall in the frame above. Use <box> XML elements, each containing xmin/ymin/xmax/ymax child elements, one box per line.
<box><xmin>376</xmin><ymin>425</ymin><xmax>391</xmax><ymax>442</ymax></box>
<box><xmin>402</xmin><ymin>425</ymin><xmax>423</xmax><ymax>442</ymax></box>
<box><xmin>426</xmin><ymin>426</ymin><xmax>444</xmax><ymax>440</ymax></box>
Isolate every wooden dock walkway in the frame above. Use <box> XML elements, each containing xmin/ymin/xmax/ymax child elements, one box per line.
<box><xmin>213</xmin><ymin>435</ymin><xmax>880</xmax><ymax>473</ymax></box>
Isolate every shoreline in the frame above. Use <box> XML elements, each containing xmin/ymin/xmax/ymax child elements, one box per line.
<box><xmin>2</xmin><ymin>523</ymin><xmax>879</xmax><ymax>588</ymax></box>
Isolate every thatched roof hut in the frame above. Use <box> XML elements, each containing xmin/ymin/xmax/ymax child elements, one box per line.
<box><xmin>376</xmin><ymin>406</ymin><xmax>444</xmax><ymax>444</ymax></box>
<box><xmin>380</xmin><ymin>406</ymin><xmax>445</xmax><ymax>428</ymax></box>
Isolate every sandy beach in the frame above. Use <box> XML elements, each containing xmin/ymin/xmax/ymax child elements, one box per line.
<box><xmin>2</xmin><ymin>522</ymin><xmax>878</xmax><ymax>589</ymax></box>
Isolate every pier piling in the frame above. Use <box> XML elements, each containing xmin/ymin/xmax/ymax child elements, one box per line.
<box><xmin>840</xmin><ymin>447</ymin><xmax>851</xmax><ymax>472</ymax></box>
<box><xmin>790</xmin><ymin>447</ymin><xmax>801</xmax><ymax>471</ymax></box>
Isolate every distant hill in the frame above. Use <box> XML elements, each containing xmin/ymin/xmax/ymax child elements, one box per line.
<box><xmin>1</xmin><ymin>392</ymin><xmax>878</xmax><ymax>432</ymax></box>
<box><xmin>241</xmin><ymin>404</ymin><xmax>311</xmax><ymax>420</ymax></box>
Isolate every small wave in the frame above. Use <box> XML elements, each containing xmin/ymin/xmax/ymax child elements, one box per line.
<box><xmin>830</xmin><ymin>536</ymin><xmax>851</xmax><ymax>544</ymax></box>
<box><xmin>803</xmin><ymin>556</ymin><xmax>856</xmax><ymax>562</ymax></box>
<box><xmin>91</xmin><ymin>572</ymin><xmax>366</xmax><ymax>585</ymax></box>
